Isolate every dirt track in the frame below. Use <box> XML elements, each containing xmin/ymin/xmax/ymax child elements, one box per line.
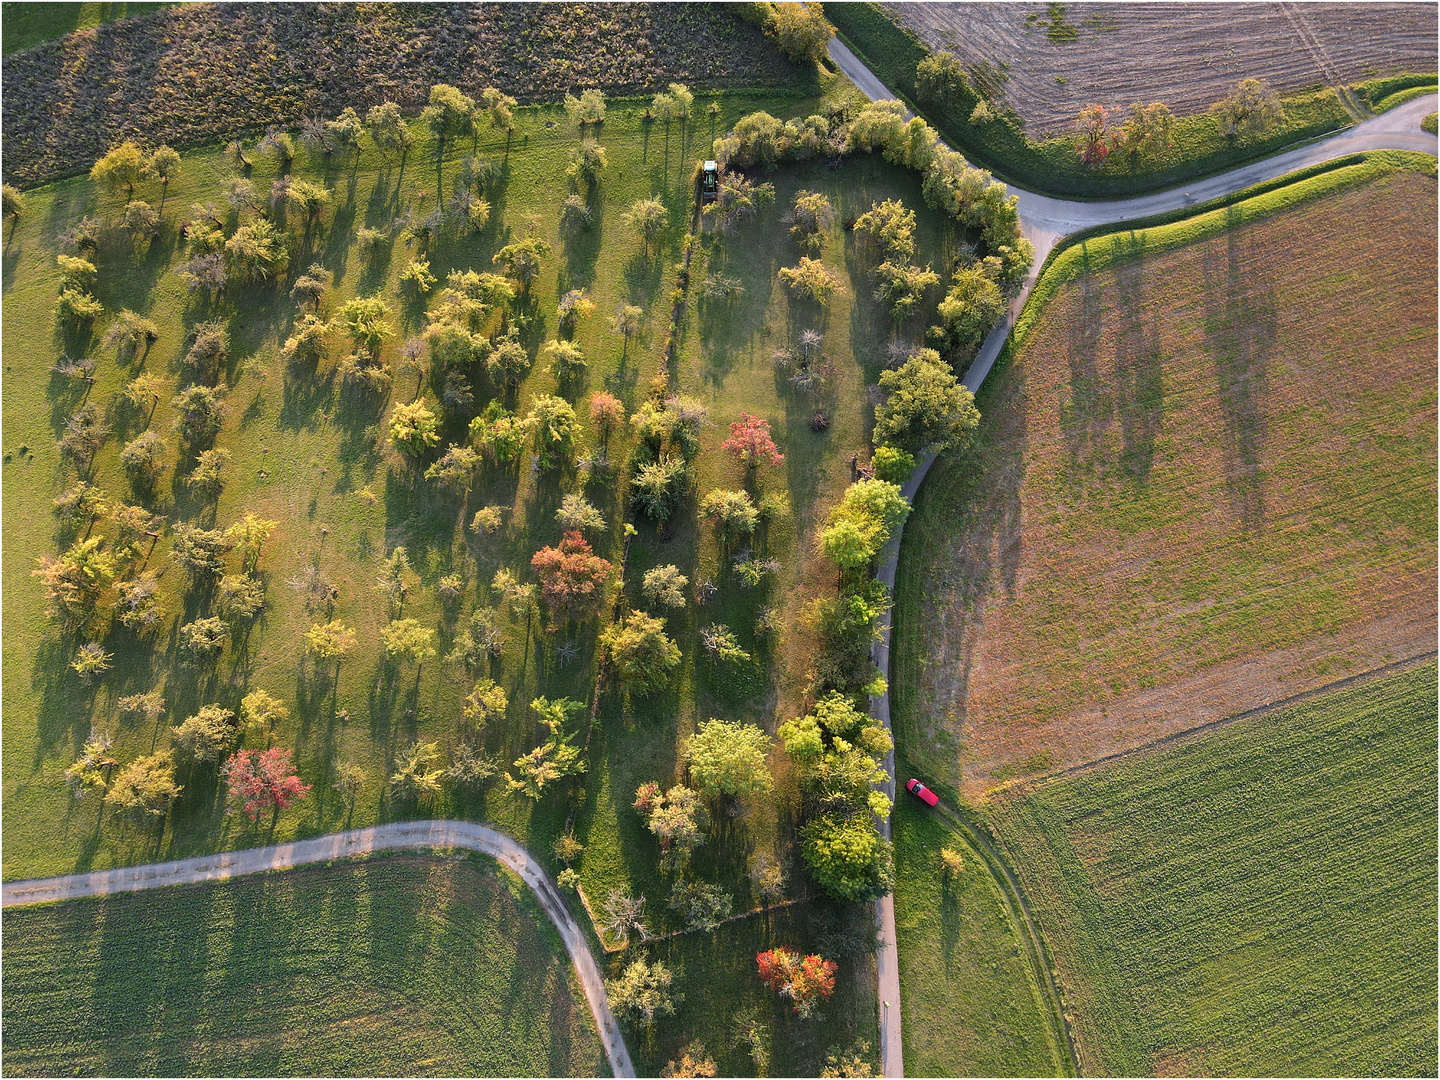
<box><xmin>892</xmin><ymin>2</ymin><xmax>1437</xmax><ymax>135</ymax></box>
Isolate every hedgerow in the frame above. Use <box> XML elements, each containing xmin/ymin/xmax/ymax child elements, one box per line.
<box><xmin>3</xmin><ymin>2</ymin><xmax>805</xmax><ymax>187</ymax></box>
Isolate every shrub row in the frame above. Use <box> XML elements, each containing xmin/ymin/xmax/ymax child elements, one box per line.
<box><xmin>2</xmin><ymin>2</ymin><xmax>804</xmax><ymax>187</ymax></box>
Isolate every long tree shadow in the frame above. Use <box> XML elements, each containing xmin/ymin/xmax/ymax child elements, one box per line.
<box><xmin>1112</xmin><ymin>235</ymin><xmax>1165</xmax><ymax>486</ymax></box>
<box><xmin>1201</xmin><ymin>207</ymin><xmax>1273</xmax><ymax>530</ymax></box>
<box><xmin>1058</xmin><ymin>241</ymin><xmax>1108</xmax><ymax>490</ymax></box>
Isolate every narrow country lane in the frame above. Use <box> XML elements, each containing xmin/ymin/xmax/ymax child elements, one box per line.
<box><xmin>1</xmin><ymin>821</ymin><xmax>636</xmax><ymax>1080</ymax></box>
<box><xmin>831</xmin><ymin>32</ymin><xmax>1437</xmax><ymax>1080</ymax></box>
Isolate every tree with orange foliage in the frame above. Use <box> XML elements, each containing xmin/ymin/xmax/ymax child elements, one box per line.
<box><xmin>722</xmin><ymin>413</ymin><xmax>784</xmax><ymax>471</ymax></box>
<box><xmin>531</xmin><ymin>530</ymin><xmax>613</xmax><ymax>625</ymax></box>
<box><xmin>756</xmin><ymin>946</ymin><xmax>838</xmax><ymax>1018</ymax></box>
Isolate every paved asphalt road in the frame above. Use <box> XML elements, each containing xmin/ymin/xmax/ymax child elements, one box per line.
<box><xmin>832</xmin><ymin>31</ymin><xmax>1436</xmax><ymax>1080</ymax></box>
<box><xmin>1</xmin><ymin>820</ymin><xmax>636</xmax><ymax>1079</ymax></box>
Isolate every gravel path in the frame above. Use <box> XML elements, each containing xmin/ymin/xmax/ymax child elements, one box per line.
<box><xmin>1</xmin><ymin>820</ymin><xmax>636</xmax><ymax>1080</ymax></box>
<box><xmin>832</xmin><ymin>33</ymin><xmax>1436</xmax><ymax>1079</ymax></box>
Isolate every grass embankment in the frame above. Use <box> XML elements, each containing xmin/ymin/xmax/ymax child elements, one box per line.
<box><xmin>0</xmin><ymin>852</ymin><xmax>607</xmax><ymax>1076</ymax></box>
<box><xmin>0</xmin><ymin>1</ymin><xmax>173</xmax><ymax>55</ymax></box>
<box><xmin>892</xmin><ymin>793</ymin><xmax>1070</xmax><ymax>1077</ymax></box>
<box><xmin>891</xmin><ymin>153</ymin><xmax>1438</xmax><ymax>796</ymax></box>
<box><xmin>1353</xmin><ymin>71</ymin><xmax>1439</xmax><ymax>113</ymax></box>
<box><xmin>990</xmin><ymin>663</ymin><xmax>1439</xmax><ymax>1077</ymax></box>
<box><xmin>823</xmin><ymin>1</ymin><xmax>1353</xmax><ymax>199</ymax></box>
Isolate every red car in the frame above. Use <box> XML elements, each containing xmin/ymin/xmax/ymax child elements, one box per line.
<box><xmin>906</xmin><ymin>778</ymin><xmax>939</xmax><ymax>807</ymax></box>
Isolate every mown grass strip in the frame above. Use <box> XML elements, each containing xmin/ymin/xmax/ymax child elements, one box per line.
<box><xmin>1353</xmin><ymin>71</ymin><xmax>1439</xmax><ymax>112</ymax></box>
<box><xmin>823</xmin><ymin>1</ymin><xmax>1353</xmax><ymax>200</ymax></box>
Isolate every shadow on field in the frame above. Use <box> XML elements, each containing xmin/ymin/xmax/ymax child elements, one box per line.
<box><xmin>1112</xmin><ymin>235</ymin><xmax>1165</xmax><ymax>485</ymax></box>
<box><xmin>1201</xmin><ymin>205</ymin><xmax>1274</xmax><ymax>530</ymax></box>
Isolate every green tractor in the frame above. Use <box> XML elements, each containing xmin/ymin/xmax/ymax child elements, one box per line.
<box><xmin>700</xmin><ymin>159</ymin><xmax>720</xmax><ymax>204</ymax></box>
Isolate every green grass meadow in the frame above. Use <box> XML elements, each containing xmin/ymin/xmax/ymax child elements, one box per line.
<box><xmin>0</xmin><ymin>76</ymin><xmax>958</xmax><ymax>1072</ymax></box>
<box><xmin>990</xmin><ymin>663</ymin><xmax>1439</xmax><ymax>1077</ymax></box>
<box><xmin>0</xmin><ymin>1</ymin><xmax>175</xmax><ymax>54</ymax></box>
<box><xmin>892</xmin><ymin>794</ymin><xmax>1069</xmax><ymax>1077</ymax></box>
<box><xmin>0</xmin><ymin>852</ymin><xmax>608</xmax><ymax>1076</ymax></box>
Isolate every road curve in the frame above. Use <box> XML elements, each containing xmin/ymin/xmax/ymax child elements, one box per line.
<box><xmin>1</xmin><ymin>820</ymin><xmax>636</xmax><ymax>1079</ymax></box>
<box><xmin>834</xmin><ymin>30</ymin><xmax>1437</xmax><ymax>1080</ymax></box>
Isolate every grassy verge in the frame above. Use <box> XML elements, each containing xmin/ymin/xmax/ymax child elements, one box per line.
<box><xmin>1353</xmin><ymin>71</ymin><xmax>1439</xmax><ymax>112</ymax></box>
<box><xmin>892</xmin><ymin>792</ymin><xmax>1069</xmax><ymax>1077</ymax></box>
<box><xmin>990</xmin><ymin>663</ymin><xmax>1439</xmax><ymax>1077</ymax></box>
<box><xmin>0</xmin><ymin>1</ymin><xmax>173</xmax><ymax>54</ymax></box>
<box><xmin>0</xmin><ymin>851</ymin><xmax>608</xmax><ymax>1076</ymax></box>
<box><xmin>1425</xmin><ymin>113</ymin><xmax>1438</xmax><ymax>135</ymax></box>
<box><xmin>823</xmin><ymin>1</ymin><xmax>1354</xmax><ymax>200</ymax></box>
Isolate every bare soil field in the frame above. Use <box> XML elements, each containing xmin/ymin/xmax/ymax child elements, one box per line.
<box><xmin>893</xmin><ymin>170</ymin><xmax>1438</xmax><ymax>798</ymax></box>
<box><xmin>892</xmin><ymin>2</ymin><xmax>1437</xmax><ymax>136</ymax></box>
<box><xmin>1</xmin><ymin>2</ymin><xmax>800</xmax><ymax>186</ymax></box>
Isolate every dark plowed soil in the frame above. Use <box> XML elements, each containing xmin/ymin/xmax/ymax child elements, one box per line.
<box><xmin>893</xmin><ymin>2</ymin><xmax>1437</xmax><ymax>136</ymax></box>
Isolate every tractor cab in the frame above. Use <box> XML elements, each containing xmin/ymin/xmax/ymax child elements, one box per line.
<box><xmin>700</xmin><ymin>160</ymin><xmax>720</xmax><ymax>203</ymax></box>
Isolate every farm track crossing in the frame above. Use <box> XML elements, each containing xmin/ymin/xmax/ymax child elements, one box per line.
<box><xmin>831</xmin><ymin>34</ymin><xmax>1438</xmax><ymax>1078</ymax></box>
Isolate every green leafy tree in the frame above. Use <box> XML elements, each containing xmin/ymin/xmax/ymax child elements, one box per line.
<box><xmin>105</xmin><ymin>750</ymin><xmax>182</xmax><ymax>829</ymax></box>
<box><xmin>765</xmin><ymin>2</ymin><xmax>833</xmax><ymax>63</ymax></box>
<box><xmin>2</xmin><ymin>183</ymin><xmax>23</xmax><ymax>220</ymax></box>
<box><xmin>390</xmin><ymin>740</ymin><xmax>445</xmax><ymax>802</ymax></box>
<box><xmin>366</xmin><ymin>101</ymin><xmax>415</xmax><ymax>158</ymax></box>
<box><xmin>172</xmin><ymin>705</ymin><xmax>239</xmax><ymax>766</ymax></box>
<box><xmin>481</xmin><ymin>86</ymin><xmax>517</xmax><ymax>131</ymax></box>
<box><xmin>240</xmin><ymin>689</ymin><xmax>288</xmax><ymax>743</ymax></box>
<box><xmin>1211</xmin><ymin>77</ymin><xmax>1285</xmax><ymax>139</ymax></box>
<box><xmin>567</xmin><ymin>139</ymin><xmax>607</xmax><ymax>189</ymax></box>
<box><xmin>492</xmin><ymin>236</ymin><xmax>550</xmax><ymax>291</ymax></box>
<box><xmin>873</xmin><ymin>261</ymin><xmax>939</xmax><ymax>321</ymax></box>
<box><xmin>506</xmin><ymin>738</ymin><xmax>585</xmax><ymax>800</ymax></box>
<box><xmin>800</xmin><ymin>814</ymin><xmax>895</xmax><ymax>902</ymax></box>
<box><xmin>602</xmin><ymin>611</ymin><xmax>681</xmax><ymax>695</ymax></box>
<box><xmin>527</xmin><ymin>394</ymin><xmax>579</xmax><ymax>470</ymax></box>
<box><xmin>629</xmin><ymin>455</ymin><xmax>688</xmax><ymax>527</ymax></box>
<box><xmin>915</xmin><ymin>50</ymin><xmax>970</xmax><ymax>106</ymax></box>
<box><xmin>169</xmin><ymin>523</ymin><xmax>233</xmax><ymax>580</ymax></box>
<box><xmin>778</xmin><ymin>257</ymin><xmax>840</xmax><ymax>306</ymax></box>
<box><xmin>1114</xmin><ymin>101</ymin><xmax>1176</xmax><ymax>168</ymax></box>
<box><xmin>32</xmin><ymin>538</ymin><xmax>116</xmax><ymax>628</ymax></box>
<box><xmin>623</xmin><ymin>198</ymin><xmax>668</xmax><ymax>258</ymax></box>
<box><xmin>686</xmin><ymin>719</ymin><xmax>773</xmax><ymax>799</ymax></box>
<box><xmin>171</xmin><ymin>384</ymin><xmax>226</xmax><ymax>447</ymax></box>
<box><xmin>90</xmin><ymin>141</ymin><xmax>149</xmax><ymax>199</ymax></box>
<box><xmin>119</xmin><ymin>431</ymin><xmax>168</xmax><ymax>495</ymax></box>
<box><xmin>700</xmin><ymin>489</ymin><xmax>759</xmax><ymax>542</ymax></box>
<box><xmin>389</xmin><ymin>399</ymin><xmax>441</xmax><ymax>458</ymax></box>
<box><xmin>874</xmin><ymin>349</ymin><xmax>980</xmax><ymax>454</ymax></box>
<box><xmin>563</xmin><ymin>88</ymin><xmax>607</xmax><ymax>127</ymax></box>
<box><xmin>853</xmin><ymin>199</ymin><xmax>917</xmax><ymax>262</ymax></box>
<box><xmin>180</xmin><ymin>616</ymin><xmax>230</xmax><ymax>664</ymax></box>
<box><xmin>225</xmin><ymin>218</ymin><xmax>290</xmax><ymax>283</ymax></box>
<box><xmin>380</xmin><ymin>618</ymin><xmax>437</xmax><ymax>675</ymax></box>
<box><xmin>934</xmin><ymin>268</ymin><xmax>1005</xmax><ymax>352</ymax></box>
<box><xmin>641</xmin><ymin>565</ymin><xmax>688</xmax><ymax>610</ymax></box>
<box><xmin>606</xmin><ymin>958</ymin><xmax>679</xmax><ymax>1030</ymax></box>
<box><xmin>556</xmin><ymin>492</ymin><xmax>606</xmax><ymax>535</ymax></box>
<box><xmin>422</xmin><ymin>83</ymin><xmax>476</xmax><ymax>155</ymax></box>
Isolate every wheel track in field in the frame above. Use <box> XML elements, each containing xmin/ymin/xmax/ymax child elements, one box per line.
<box><xmin>0</xmin><ymin>820</ymin><xmax>636</xmax><ymax>1079</ymax></box>
<box><xmin>831</xmin><ymin>33</ymin><xmax>1437</xmax><ymax>1079</ymax></box>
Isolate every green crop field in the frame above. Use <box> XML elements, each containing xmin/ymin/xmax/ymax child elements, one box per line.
<box><xmin>892</xmin><ymin>793</ymin><xmax>1070</xmax><ymax>1077</ymax></box>
<box><xmin>0</xmin><ymin>852</ymin><xmax>606</xmax><ymax>1076</ymax></box>
<box><xmin>990</xmin><ymin>662</ymin><xmax>1439</xmax><ymax>1077</ymax></box>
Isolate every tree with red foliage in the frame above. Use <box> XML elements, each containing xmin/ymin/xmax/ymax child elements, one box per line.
<box><xmin>531</xmin><ymin>530</ymin><xmax>614</xmax><ymax>626</ymax></box>
<box><xmin>1075</xmin><ymin>104</ymin><xmax>1111</xmax><ymax>166</ymax></box>
<box><xmin>756</xmin><ymin>946</ymin><xmax>838</xmax><ymax>1018</ymax></box>
<box><xmin>224</xmin><ymin>747</ymin><xmax>311</xmax><ymax>828</ymax></box>
<box><xmin>722</xmin><ymin>414</ymin><xmax>784</xmax><ymax>471</ymax></box>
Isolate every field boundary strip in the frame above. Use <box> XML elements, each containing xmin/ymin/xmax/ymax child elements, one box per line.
<box><xmin>1017</xmin><ymin>650</ymin><xmax>1440</xmax><ymax>790</ymax></box>
<box><xmin>0</xmin><ymin>821</ymin><xmax>637</xmax><ymax>1079</ymax></box>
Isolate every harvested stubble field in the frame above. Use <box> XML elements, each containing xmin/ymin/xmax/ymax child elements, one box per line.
<box><xmin>892</xmin><ymin>162</ymin><xmax>1438</xmax><ymax>797</ymax></box>
<box><xmin>0</xmin><ymin>852</ymin><xmax>607</xmax><ymax>1077</ymax></box>
<box><xmin>892</xmin><ymin>1</ymin><xmax>1438</xmax><ymax>137</ymax></box>
<box><xmin>990</xmin><ymin>662</ymin><xmax>1439</xmax><ymax>1077</ymax></box>
<box><xmin>1</xmin><ymin>2</ymin><xmax>805</xmax><ymax>187</ymax></box>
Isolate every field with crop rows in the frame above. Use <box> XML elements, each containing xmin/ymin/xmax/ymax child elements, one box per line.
<box><xmin>892</xmin><ymin>163</ymin><xmax>1437</xmax><ymax>795</ymax></box>
<box><xmin>1</xmin><ymin>853</ymin><xmax>606</xmax><ymax>1076</ymax></box>
<box><xmin>990</xmin><ymin>662</ymin><xmax>1439</xmax><ymax>1077</ymax></box>
<box><xmin>891</xmin><ymin>2</ymin><xmax>1436</xmax><ymax>136</ymax></box>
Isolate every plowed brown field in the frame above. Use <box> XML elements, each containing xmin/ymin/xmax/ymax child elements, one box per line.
<box><xmin>894</xmin><ymin>170</ymin><xmax>1438</xmax><ymax>798</ymax></box>
<box><xmin>892</xmin><ymin>2</ymin><xmax>1437</xmax><ymax>136</ymax></box>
